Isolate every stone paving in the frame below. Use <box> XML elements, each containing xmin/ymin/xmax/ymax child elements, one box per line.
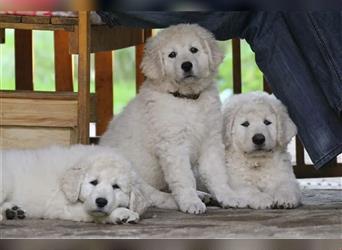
<box><xmin>1</xmin><ymin>189</ymin><xmax>341</xmax><ymax>239</ymax></box>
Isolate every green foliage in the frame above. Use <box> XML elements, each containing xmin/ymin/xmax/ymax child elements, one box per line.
<box><xmin>0</xmin><ymin>31</ymin><xmax>264</xmax><ymax>114</ymax></box>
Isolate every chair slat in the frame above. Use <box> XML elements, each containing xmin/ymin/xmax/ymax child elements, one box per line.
<box><xmin>135</xmin><ymin>29</ymin><xmax>152</xmax><ymax>93</ymax></box>
<box><xmin>232</xmin><ymin>38</ymin><xmax>242</xmax><ymax>94</ymax></box>
<box><xmin>54</xmin><ymin>30</ymin><xmax>73</xmax><ymax>91</ymax></box>
<box><xmin>95</xmin><ymin>51</ymin><xmax>113</xmax><ymax>136</ymax></box>
<box><xmin>15</xmin><ymin>29</ymin><xmax>33</xmax><ymax>90</ymax></box>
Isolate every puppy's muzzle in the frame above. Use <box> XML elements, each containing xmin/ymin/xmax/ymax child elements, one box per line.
<box><xmin>95</xmin><ymin>197</ymin><xmax>108</xmax><ymax>208</ymax></box>
<box><xmin>252</xmin><ymin>133</ymin><xmax>265</xmax><ymax>146</ymax></box>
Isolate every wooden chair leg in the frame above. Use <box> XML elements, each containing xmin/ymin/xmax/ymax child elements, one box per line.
<box><xmin>95</xmin><ymin>51</ymin><xmax>113</xmax><ymax>136</ymax></box>
<box><xmin>77</xmin><ymin>11</ymin><xmax>90</xmax><ymax>144</ymax></box>
<box><xmin>15</xmin><ymin>29</ymin><xmax>33</xmax><ymax>90</ymax></box>
<box><xmin>54</xmin><ymin>30</ymin><xmax>73</xmax><ymax>91</ymax></box>
<box><xmin>135</xmin><ymin>29</ymin><xmax>152</xmax><ymax>93</ymax></box>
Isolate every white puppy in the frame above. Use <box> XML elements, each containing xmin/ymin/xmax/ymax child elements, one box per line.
<box><xmin>222</xmin><ymin>92</ymin><xmax>302</xmax><ymax>209</ymax></box>
<box><xmin>0</xmin><ymin>145</ymin><xmax>177</xmax><ymax>223</ymax></box>
<box><xmin>100</xmin><ymin>24</ymin><xmax>247</xmax><ymax>214</ymax></box>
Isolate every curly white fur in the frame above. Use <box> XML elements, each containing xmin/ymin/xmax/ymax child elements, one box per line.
<box><xmin>0</xmin><ymin>145</ymin><xmax>177</xmax><ymax>223</ymax></box>
<box><xmin>100</xmin><ymin>24</ymin><xmax>248</xmax><ymax>214</ymax></box>
<box><xmin>222</xmin><ymin>92</ymin><xmax>302</xmax><ymax>209</ymax></box>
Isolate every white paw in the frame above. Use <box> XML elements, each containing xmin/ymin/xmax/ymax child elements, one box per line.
<box><xmin>246</xmin><ymin>193</ymin><xmax>274</xmax><ymax>209</ymax></box>
<box><xmin>215</xmin><ymin>189</ymin><xmax>249</xmax><ymax>208</ymax></box>
<box><xmin>110</xmin><ymin>208</ymin><xmax>140</xmax><ymax>224</ymax></box>
<box><xmin>178</xmin><ymin>197</ymin><xmax>206</xmax><ymax>214</ymax></box>
<box><xmin>272</xmin><ymin>191</ymin><xmax>301</xmax><ymax>209</ymax></box>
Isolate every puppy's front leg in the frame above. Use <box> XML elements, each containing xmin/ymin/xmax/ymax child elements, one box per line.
<box><xmin>107</xmin><ymin>207</ymin><xmax>139</xmax><ymax>224</ymax></box>
<box><xmin>157</xmin><ymin>146</ymin><xmax>206</xmax><ymax>214</ymax></box>
<box><xmin>198</xmin><ymin>135</ymin><xmax>248</xmax><ymax>208</ymax></box>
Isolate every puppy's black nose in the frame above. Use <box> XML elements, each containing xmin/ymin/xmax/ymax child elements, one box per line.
<box><xmin>181</xmin><ymin>61</ymin><xmax>193</xmax><ymax>72</ymax></box>
<box><xmin>252</xmin><ymin>134</ymin><xmax>265</xmax><ymax>145</ymax></box>
<box><xmin>95</xmin><ymin>198</ymin><xmax>108</xmax><ymax>208</ymax></box>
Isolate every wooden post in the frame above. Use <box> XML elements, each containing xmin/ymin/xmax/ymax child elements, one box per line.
<box><xmin>77</xmin><ymin>11</ymin><xmax>90</xmax><ymax>144</ymax></box>
<box><xmin>295</xmin><ymin>136</ymin><xmax>305</xmax><ymax>168</ymax></box>
<box><xmin>95</xmin><ymin>51</ymin><xmax>113</xmax><ymax>136</ymax></box>
<box><xmin>232</xmin><ymin>38</ymin><xmax>241</xmax><ymax>94</ymax></box>
<box><xmin>135</xmin><ymin>28</ymin><xmax>152</xmax><ymax>93</ymax></box>
<box><xmin>15</xmin><ymin>29</ymin><xmax>33</xmax><ymax>90</ymax></box>
<box><xmin>54</xmin><ymin>30</ymin><xmax>73</xmax><ymax>91</ymax></box>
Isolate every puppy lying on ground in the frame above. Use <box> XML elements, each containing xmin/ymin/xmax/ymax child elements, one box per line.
<box><xmin>100</xmin><ymin>24</ymin><xmax>247</xmax><ymax>214</ymax></box>
<box><xmin>222</xmin><ymin>92</ymin><xmax>302</xmax><ymax>209</ymax></box>
<box><xmin>0</xmin><ymin>145</ymin><xmax>177</xmax><ymax>224</ymax></box>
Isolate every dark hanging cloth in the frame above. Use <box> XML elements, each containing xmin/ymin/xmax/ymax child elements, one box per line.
<box><xmin>96</xmin><ymin>11</ymin><xmax>342</xmax><ymax>169</ymax></box>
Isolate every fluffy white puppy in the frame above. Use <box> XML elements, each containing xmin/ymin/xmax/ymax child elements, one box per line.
<box><xmin>0</xmin><ymin>145</ymin><xmax>177</xmax><ymax>223</ymax></box>
<box><xmin>100</xmin><ymin>24</ymin><xmax>246</xmax><ymax>214</ymax></box>
<box><xmin>222</xmin><ymin>92</ymin><xmax>302</xmax><ymax>209</ymax></box>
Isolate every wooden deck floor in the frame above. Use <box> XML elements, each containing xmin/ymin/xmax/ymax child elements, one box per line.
<box><xmin>1</xmin><ymin>189</ymin><xmax>341</xmax><ymax>239</ymax></box>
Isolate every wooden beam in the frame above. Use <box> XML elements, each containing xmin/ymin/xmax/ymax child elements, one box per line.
<box><xmin>15</xmin><ymin>29</ymin><xmax>33</xmax><ymax>90</ymax></box>
<box><xmin>95</xmin><ymin>51</ymin><xmax>113</xmax><ymax>136</ymax></box>
<box><xmin>51</xmin><ymin>16</ymin><xmax>78</xmax><ymax>25</ymax></box>
<box><xmin>69</xmin><ymin>25</ymin><xmax>144</xmax><ymax>54</ymax></box>
<box><xmin>232</xmin><ymin>38</ymin><xmax>242</xmax><ymax>94</ymax></box>
<box><xmin>54</xmin><ymin>30</ymin><xmax>73</xmax><ymax>91</ymax></box>
<box><xmin>0</xmin><ymin>15</ymin><xmax>21</xmax><ymax>23</ymax></box>
<box><xmin>21</xmin><ymin>16</ymin><xmax>51</xmax><ymax>24</ymax></box>
<box><xmin>77</xmin><ymin>11</ymin><xmax>91</xmax><ymax>144</ymax></box>
<box><xmin>0</xmin><ymin>22</ymin><xmax>74</xmax><ymax>32</ymax></box>
<box><xmin>294</xmin><ymin>163</ymin><xmax>342</xmax><ymax>178</ymax></box>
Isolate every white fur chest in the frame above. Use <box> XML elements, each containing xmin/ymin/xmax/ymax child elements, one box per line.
<box><xmin>144</xmin><ymin>89</ymin><xmax>217</xmax><ymax>162</ymax></box>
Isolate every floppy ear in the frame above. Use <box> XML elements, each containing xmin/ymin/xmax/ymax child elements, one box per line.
<box><xmin>269</xmin><ymin>95</ymin><xmax>297</xmax><ymax>147</ymax></box>
<box><xmin>61</xmin><ymin>164</ymin><xmax>86</xmax><ymax>203</ymax></box>
<box><xmin>222</xmin><ymin>96</ymin><xmax>243</xmax><ymax>148</ymax></box>
<box><xmin>129</xmin><ymin>187</ymin><xmax>150</xmax><ymax>215</ymax></box>
<box><xmin>141</xmin><ymin>37</ymin><xmax>165</xmax><ymax>80</ymax></box>
<box><xmin>203</xmin><ymin>36</ymin><xmax>224</xmax><ymax>72</ymax></box>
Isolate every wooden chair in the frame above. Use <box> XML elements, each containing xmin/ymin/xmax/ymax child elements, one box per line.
<box><xmin>0</xmin><ymin>11</ymin><xmax>151</xmax><ymax>148</ymax></box>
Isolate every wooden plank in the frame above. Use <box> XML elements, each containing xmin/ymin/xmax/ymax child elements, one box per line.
<box><xmin>294</xmin><ymin>163</ymin><xmax>342</xmax><ymax>178</ymax></box>
<box><xmin>54</xmin><ymin>30</ymin><xmax>73</xmax><ymax>91</ymax></box>
<box><xmin>77</xmin><ymin>11</ymin><xmax>91</xmax><ymax>144</ymax></box>
<box><xmin>232</xmin><ymin>38</ymin><xmax>242</xmax><ymax>94</ymax></box>
<box><xmin>69</xmin><ymin>25</ymin><xmax>144</xmax><ymax>54</ymax></box>
<box><xmin>0</xmin><ymin>15</ymin><xmax>22</xmax><ymax>23</ymax></box>
<box><xmin>95</xmin><ymin>51</ymin><xmax>113</xmax><ymax>136</ymax></box>
<box><xmin>0</xmin><ymin>98</ymin><xmax>78</xmax><ymax>127</ymax></box>
<box><xmin>0</xmin><ymin>22</ymin><xmax>74</xmax><ymax>32</ymax></box>
<box><xmin>263</xmin><ymin>76</ymin><xmax>272</xmax><ymax>94</ymax></box>
<box><xmin>15</xmin><ymin>29</ymin><xmax>33</xmax><ymax>90</ymax></box>
<box><xmin>51</xmin><ymin>16</ymin><xmax>78</xmax><ymax>25</ymax></box>
<box><xmin>21</xmin><ymin>16</ymin><xmax>51</xmax><ymax>24</ymax></box>
<box><xmin>0</xmin><ymin>29</ymin><xmax>4</xmax><ymax>43</ymax></box>
<box><xmin>0</xmin><ymin>90</ymin><xmax>77</xmax><ymax>99</ymax></box>
<box><xmin>0</xmin><ymin>126</ymin><xmax>76</xmax><ymax>149</ymax></box>
<box><xmin>135</xmin><ymin>29</ymin><xmax>152</xmax><ymax>93</ymax></box>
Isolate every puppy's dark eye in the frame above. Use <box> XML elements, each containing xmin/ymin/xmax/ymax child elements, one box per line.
<box><xmin>241</xmin><ymin>121</ymin><xmax>250</xmax><ymax>127</ymax></box>
<box><xmin>190</xmin><ymin>47</ymin><xmax>198</xmax><ymax>53</ymax></box>
<box><xmin>90</xmin><ymin>180</ymin><xmax>98</xmax><ymax>186</ymax></box>
<box><xmin>112</xmin><ymin>184</ymin><xmax>120</xmax><ymax>190</ymax></box>
<box><xmin>168</xmin><ymin>51</ymin><xmax>177</xmax><ymax>58</ymax></box>
<box><xmin>264</xmin><ymin>119</ymin><xmax>272</xmax><ymax>125</ymax></box>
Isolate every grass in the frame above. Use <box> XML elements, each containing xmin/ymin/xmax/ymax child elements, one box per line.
<box><xmin>0</xmin><ymin>30</ymin><xmax>263</xmax><ymax>114</ymax></box>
